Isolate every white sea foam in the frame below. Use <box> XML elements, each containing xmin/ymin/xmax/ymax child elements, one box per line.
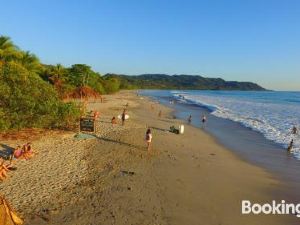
<box><xmin>172</xmin><ymin>91</ymin><xmax>300</xmax><ymax>159</ymax></box>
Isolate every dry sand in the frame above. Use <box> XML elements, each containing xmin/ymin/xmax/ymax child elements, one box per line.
<box><xmin>0</xmin><ymin>91</ymin><xmax>298</xmax><ymax>224</ymax></box>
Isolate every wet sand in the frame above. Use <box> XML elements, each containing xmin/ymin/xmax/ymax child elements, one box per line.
<box><xmin>0</xmin><ymin>91</ymin><xmax>298</xmax><ymax>224</ymax></box>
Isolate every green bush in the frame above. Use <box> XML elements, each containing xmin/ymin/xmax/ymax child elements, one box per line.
<box><xmin>0</xmin><ymin>60</ymin><xmax>80</xmax><ymax>131</ymax></box>
<box><xmin>103</xmin><ymin>77</ymin><xmax>121</xmax><ymax>93</ymax></box>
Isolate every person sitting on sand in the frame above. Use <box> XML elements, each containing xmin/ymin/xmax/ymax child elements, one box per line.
<box><xmin>188</xmin><ymin>115</ymin><xmax>192</xmax><ymax>124</ymax></box>
<box><xmin>111</xmin><ymin>116</ymin><xmax>117</xmax><ymax>125</ymax></box>
<box><xmin>0</xmin><ymin>159</ymin><xmax>11</xmax><ymax>181</ymax></box>
<box><xmin>287</xmin><ymin>139</ymin><xmax>294</xmax><ymax>152</ymax></box>
<box><xmin>145</xmin><ymin>128</ymin><xmax>152</xmax><ymax>152</ymax></box>
<box><xmin>0</xmin><ymin>162</ymin><xmax>8</xmax><ymax>181</ymax></box>
<box><xmin>22</xmin><ymin>142</ymin><xmax>34</xmax><ymax>160</ymax></box>
<box><xmin>13</xmin><ymin>145</ymin><xmax>23</xmax><ymax>159</ymax></box>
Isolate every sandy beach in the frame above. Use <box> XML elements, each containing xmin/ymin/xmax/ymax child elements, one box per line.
<box><xmin>0</xmin><ymin>91</ymin><xmax>298</xmax><ymax>225</ymax></box>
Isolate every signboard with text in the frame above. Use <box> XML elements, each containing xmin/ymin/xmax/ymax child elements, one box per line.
<box><xmin>80</xmin><ymin>117</ymin><xmax>95</xmax><ymax>132</ymax></box>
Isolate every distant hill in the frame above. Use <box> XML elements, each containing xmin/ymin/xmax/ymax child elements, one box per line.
<box><xmin>104</xmin><ymin>74</ymin><xmax>266</xmax><ymax>91</ymax></box>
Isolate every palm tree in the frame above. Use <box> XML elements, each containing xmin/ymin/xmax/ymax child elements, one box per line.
<box><xmin>19</xmin><ymin>51</ymin><xmax>41</xmax><ymax>74</ymax></box>
<box><xmin>0</xmin><ymin>36</ymin><xmax>21</xmax><ymax>62</ymax></box>
<box><xmin>48</xmin><ymin>64</ymin><xmax>66</xmax><ymax>84</ymax></box>
<box><xmin>0</xmin><ymin>36</ymin><xmax>14</xmax><ymax>51</ymax></box>
<box><xmin>46</xmin><ymin>64</ymin><xmax>67</xmax><ymax>98</ymax></box>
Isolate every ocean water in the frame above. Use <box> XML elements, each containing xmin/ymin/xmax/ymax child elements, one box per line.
<box><xmin>170</xmin><ymin>90</ymin><xmax>300</xmax><ymax>159</ymax></box>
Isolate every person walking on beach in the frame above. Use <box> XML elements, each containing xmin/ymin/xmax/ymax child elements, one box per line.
<box><xmin>121</xmin><ymin>109</ymin><xmax>126</xmax><ymax>126</ymax></box>
<box><xmin>287</xmin><ymin>139</ymin><xmax>294</xmax><ymax>152</ymax></box>
<box><xmin>292</xmin><ymin>126</ymin><xmax>298</xmax><ymax>135</ymax></box>
<box><xmin>188</xmin><ymin>115</ymin><xmax>192</xmax><ymax>124</ymax></box>
<box><xmin>145</xmin><ymin>128</ymin><xmax>152</xmax><ymax>152</ymax></box>
<box><xmin>201</xmin><ymin>114</ymin><xmax>207</xmax><ymax>127</ymax></box>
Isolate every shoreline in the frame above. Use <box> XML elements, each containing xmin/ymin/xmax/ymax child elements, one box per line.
<box><xmin>142</xmin><ymin>89</ymin><xmax>298</xmax><ymax>157</ymax></box>
<box><xmin>0</xmin><ymin>91</ymin><xmax>298</xmax><ymax>224</ymax></box>
<box><xmin>142</xmin><ymin>90</ymin><xmax>300</xmax><ymax>202</ymax></box>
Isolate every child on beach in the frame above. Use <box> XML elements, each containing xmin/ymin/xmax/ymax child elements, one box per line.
<box><xmin>111</xmin><ymin>116</ymin><xmax>117</xmax><ymax>125</ymax></box>
<box><xmin>145</xmin><ymin>128</ymin><xmax>152</xmax><ymax>152</ymax></box>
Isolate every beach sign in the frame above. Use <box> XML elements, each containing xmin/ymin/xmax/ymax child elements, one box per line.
<box><xmin>80</xmin><ymin>117</ymin><xmax>95</xmax><ymax>132</ymax></box>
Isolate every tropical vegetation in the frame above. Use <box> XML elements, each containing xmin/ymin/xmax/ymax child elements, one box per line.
<box><xmin>0</xmin><ymin>36</ymin><xmax>120</xmax><ymax>131</ymax></box>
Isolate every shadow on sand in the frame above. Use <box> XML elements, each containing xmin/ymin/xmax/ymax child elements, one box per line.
<box><xmin>149</xmin><ymin>126</ymin><xmax>169</xmax><ymax>132</ymax></box>
<box><xmin>97</xmin><ymin>120</ymin><xmax>111</xmax><ymax>124</ymax></box>
<box><xmin>97</xmin><ymin>137</ymin><xmax>145</xmax><ymax>150</ymax></box>
<box><xmin>159</xmin><ymin>118</ymin><xmax>175</xmax><ymax>123</ymax></box>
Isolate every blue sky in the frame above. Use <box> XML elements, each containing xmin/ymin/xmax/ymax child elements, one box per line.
<box><xmin>1</xmin><ymin>0</ymin><xmax>299</xmax><ymax>90</ymax></box>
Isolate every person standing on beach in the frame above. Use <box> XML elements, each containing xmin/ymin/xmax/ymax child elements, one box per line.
<box><xmin>145</xmin><ymin>128</ymin><xmax>152</xmax><ymax>152</ymax></box>
<box><xmin>158</xmin><ymin>110</ymin><xmax>162</xmax><ymax>117</ymax></box>
<box><xmin>188</xmin><ymin>115</ymin><xmax>192</xmax><ymax>124</ymax></box>
<box><xmin>287</xmin><ymin>139</ymin><xmax>294</xmax><ymax>152</ymax></box>
<box><xmin>93</xmin><ymin>111</ymin><xmax>99</xmax><ymax>120</ymax></box>
<box><xmin>121</xmin><ymin>109</ymin><xmax>126</xmax><ymax>126</ymax></box>
<box><xmin>111</xmin><ymin>116</ymin><xmax>117</xmax><ymax>125</ymax></box>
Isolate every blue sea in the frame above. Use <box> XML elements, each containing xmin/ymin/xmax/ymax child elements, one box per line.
<box><xmin>143</xmin><ymin>90</ymin><xmax>300</xmax><ymax>159</ymax></box>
